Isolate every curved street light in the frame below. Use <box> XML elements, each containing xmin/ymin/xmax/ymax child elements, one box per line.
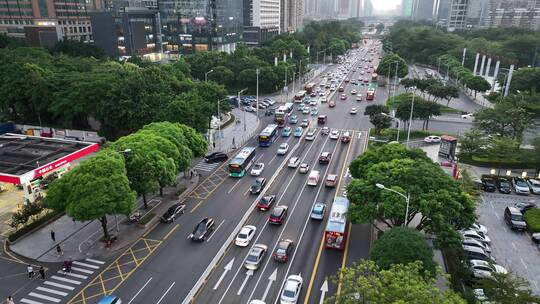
<box><xmin>375</xmin><ymin>183</ymin><xmax>410</xmax><ymax>227</ymax></box>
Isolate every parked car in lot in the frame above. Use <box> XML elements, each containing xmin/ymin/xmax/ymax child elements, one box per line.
<box><xmin>514</xmin><ymin>202</ymin><xmax>536</xmax><ymax>214</ymax></box>
<box><xmin>469</xmin><ymin>259</ymin><xmax>507</xmax><ymax>280</ymax></box>
<box><xmin>504</xmin><ymin>206</ymin><xmax>527</xmax><ymax>231</ymax></box>
<box><xmin>462</xmin><ymin>245</ymin><xmax>495</xmax><ymax>262</ymax></box>
<box><xmin>469</xmin><ymin>222</ymin><xmax>488</xmax><ymax>235</ymax></box>
<box><xmin>528</xmin><ymin>178</ymin><xmax>540</xmax><ymax>194</ymax></box>
<box><xmin>481</xmin><ymin>176</ymin><xmax>496</xmax><ymax>192</ymax></box>
<box><xmin>245</xmin><ymin>244</ymin><xmax>268</xmax><ymax>270</ymax></box>
<box><xmin>160</xmin><ymin>202</ymin><xmax>186</xmax><ymax>223</ymax></box>
<box><xmin>235</xmin><ymin>225</ymin><xmax>257</xmax><ymax>247</ymax></box>
<box><xmin>462</xmin><ymin>238</ymin><xmax>492</xmax><ymax>253</ymax></box>
<box><xmin>497</xmin><ymin>177</ymin><xmax>512</xmax><ymax>194</ymax></box>
<box><xmin>273</xmin><ymin>239</ymin><xmax>294</xmax><ymax>263</ymax></box>
<box><xmin>461</xmin><ymin>229</ymin><xmax>491</xmax><ymax>244</ymax></box>
<box><xmin>257</xmin><ymin>195</ymin><xmax>276</xmax><ymax>211</ymax></box>
<box><xmin>514</xmin><ymin>177</ymin><xmax>531</xmax><ymax>195</ymax></box>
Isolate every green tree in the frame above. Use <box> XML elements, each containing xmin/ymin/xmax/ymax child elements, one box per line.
<box><xmin>507</xmin><ymin>67</ymin><xmax>540</xmax><ymax>95</ymax></box>
<box><xmin>473</xmin><ymin>98</ymin><xmax>533</xmax><ymax>142</ymax></box>
<box><xmin>364</xmin><ymin>104</ymin><xmax>389</xmax><ymax>117</ymax></box>
<box><xmin>457</xmin><ymin>130</ymin><xmax>486</xmax><ymax>157</ymax></box>
<box><xmin>465</xmin><ymin>75</ymin><xmax>491</xmax><ymax>98</ymax></box>
<box><xmin>370</xmin><ymin>227</ymin><xmax>436</xmax><ymax>276</ymax></box>
<box><xmin>369</xmin><ymin>114</ymin><xmax>392</xmax><ymax>135</ymax></box>
<box><xmin>479</xmin><ymin>272</ymin><xmax>540</xmax><ymax>304</ymax></box>
<box><xmin>486</xmin><ymin>136</ymin><xmax>520</xmax><ymax>160</ymax></box>
<box><xmin>442</xmin><ymin>85</ymin><xmax>460</xmax><ymax>106</ymax></box>
<box><xmin>50</xmin><ymin>40</ymin><xmax>105</xmax><ymax>58</ymax></box>
<box><xmin>328</xmin><ymin>260</ymin><xmax>465</xmax><ymax>304</ymax></box>
<box><xmin>44</xmin><ymin>152</ymin><xmax>136</xmax><ymax>240</ymax></box>
<box><xmin>376</xmin><ymin>53</ymin><xmax>408</xmax><ymax>78</ymax></box>
<box><xmin>207</xmin><ymin>65</ymin><xmax>234</xmax><ymax>87</ymax></box>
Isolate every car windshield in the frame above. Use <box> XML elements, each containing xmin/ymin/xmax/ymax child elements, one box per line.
<box><xmin>246</xmin><ymin>253</ymin><xmax>259</xmax><ymax>262</ymax></box>
<box><xmin>195</xmin><ymin>223</ymin><xmax>206</xmax><ymax>234</ymax></box>
<box><xmin>254</xmin><ymin>164</ymin><xmax>262</xmax><ymax>169</ymax></box>
<box><xmin>271</xmin><ymin>208</ymin><xmax>283</xmax><ymax>217</ymax></box>
<box><xmin>516</xmin><ymin>180</ymin><xmax>528</xmax><ymax>187</ymax></box>
<box><xmin>276</xmin><ymin>248</ymin><xmax>286</xmax><ymax>255</ymax></box>
<box><xmin>238</xmin><ymin>233</ymin><xmax>247</xmax><ymax>239</ymax></box>
<box><xmin>512</xmin><ymin>214</ymin><xmax>523</xmax><ymax>221</ymax></box>
<box><xmin>314</xmin><ymin>206</ymin><xmax>323</xmax><ymax>213</ymax></box>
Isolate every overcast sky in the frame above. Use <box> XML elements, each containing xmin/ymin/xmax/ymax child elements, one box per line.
<box><xmin>372</xmin><ymin>0</ymin><xmax>401</xmax><ymax>11</ymax></box>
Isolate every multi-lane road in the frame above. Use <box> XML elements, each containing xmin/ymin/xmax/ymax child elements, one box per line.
<box><xmin>68</xmin><ymin>40</ymin><xmax>387</xmax><ymax>304</ymax></box>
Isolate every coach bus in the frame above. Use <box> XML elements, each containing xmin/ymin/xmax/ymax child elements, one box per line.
<box><xmin>228</xmin><ymin>147</ymin><xmax>256</xmax><ymax>177</ymax></box>
<box><xmin>324</xmin><ymin>196</ymin><xmax>350</xmax><ymax>250</ymax></box>
<box><xmin>258</xmin><ymin>124</ymin><xmax>279</xmax><ymax>147</ymax></box>
<box><xmin>294</xmin><ymin>90</ymin><xmax>307</xmax><ymax>102</ymax></box>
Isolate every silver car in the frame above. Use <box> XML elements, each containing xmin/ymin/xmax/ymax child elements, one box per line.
<box><xmin>244</xmin><ymin>244</ymin><xmax>268</xmax><ymax>270</ymax></box>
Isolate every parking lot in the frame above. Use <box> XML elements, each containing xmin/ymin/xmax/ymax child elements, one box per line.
<box><xmin>477</xmin><ymin>191</ymin><xmax>540</xmax><ymax>294</ymax></box>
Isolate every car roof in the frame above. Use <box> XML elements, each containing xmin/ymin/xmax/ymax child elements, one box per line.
<box><xmin>462</xmin><ymin>245</ymin><xmax>487</xmax><ymax>254</ymax></box>
<box><xmin>507</xmin><ymin>206</ymin><xmax>522</xmax><ymax>214</ymax></box>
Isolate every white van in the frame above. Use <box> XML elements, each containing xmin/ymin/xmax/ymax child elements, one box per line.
<box><xmin>307</xmin><ymin>170</ymin><xmax>320</xmax><ymax>186</ymax></box>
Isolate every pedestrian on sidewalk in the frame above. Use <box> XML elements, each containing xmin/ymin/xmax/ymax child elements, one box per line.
<box><xmin>27</xmin><ymin>264</ymin><xmax>34</xmax><ymax>278</ymax></box>
<box><xmin>50</xmin><ymin>230</ymin><xmax>55</xmax><ymax>242</ymax></box>
<box><xmin>39</xmin><ymin>266</ymin><xmax>45</xmax><ymax>280</ymax></box>
<box><xmin>190</xmin><ymin>170</ymin><xmax>193</xmax><ymax>179</ymax></box>
<box><xmin>56</xmin><ymin>244</ymin><xmax>63</xmax><ymax>256</ymax></box>
<box><xmin>5</xmin><ymin>296</ymin><xmax>14</xmax><ymax>304</ymax></box>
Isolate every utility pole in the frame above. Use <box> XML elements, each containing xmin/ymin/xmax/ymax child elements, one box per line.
<box><xmin>256</xmin><ymin>68</ymin><xmax>260</xmax><ymax>119</ymax></box>
<box><xmin>406</xmin><ymin>88</ymin><xmax>416</xmax><ymax>148</ymax></box>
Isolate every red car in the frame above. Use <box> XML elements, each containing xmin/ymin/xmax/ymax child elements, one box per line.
<box><xmin>269</xmin><ymin>206</ymin><xmax>288</xmax><ymax>224</ymax></box>
<box><xmin>257</xmin><ymin>195</ymin><xmax>276</xmax><ymax>211</ymax></box>
<box><xmin>273</xmin><ymin>239</ymin><xmax>294</xmax><ymax>262</ymax></box>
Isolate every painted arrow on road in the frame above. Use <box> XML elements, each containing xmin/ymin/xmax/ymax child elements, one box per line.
<box><xmin>261</xmin><ymin>268</ymin><xmax>278</xmax><ymax>301</ymax></box>
<box><xmin>319</xmin><ymin>280</ymin><xmax>329</xmax><ymax>304</ymax></box>
<box><xmin>237</xmin><ymin>269</ymin><xmax>254</xmax><ymax>295</ymax></box>
<box><xmin>213</xmin><ymin>258</ymin><xmax>235</xmax><ymax>290</ymax></box>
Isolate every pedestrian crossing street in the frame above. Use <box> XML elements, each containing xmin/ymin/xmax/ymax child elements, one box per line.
<box><xmin>193</xmin><ymin>160</ymin><xmax>221</xmax><ymax>172</ymax></box>
<box><xmin>20</xmin><ymin>258</ymin><xmax>105</xmax><ymax>304</ymax></box>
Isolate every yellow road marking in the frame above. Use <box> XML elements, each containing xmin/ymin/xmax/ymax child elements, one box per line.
<box><xmin>190</xmin><ymin>200</ymin><xmax>204</xmax><ymax>213</ymax></box>
<box><xmin>163</xmin><ymin>224</ymin><xmax>180</xmax><ymax>240</ymax></box>
<box><xmin>99</xmin><ymin>274</ymin><xmax>106</xmax><ymax>297</ymax></box>
<box><xmin>304</xmin><ymin>130</ymin><xmax>355</xmax><ymax>304</ymax></box>
<box><xmin>115</xmin><ymin>260</ymin><xmax>124</xmax><ymax>281</ymax></box>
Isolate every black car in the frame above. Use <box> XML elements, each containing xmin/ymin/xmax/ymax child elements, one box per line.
<box><xmin>160</xmin><ymin>203</ymin><xmax>186</xmax><ymax>223</ymax></box>
<box><xmin>514</xmin><ymin>202</ymin><xmax>536</xmax><ymax>214</ymax></box>
<box><xmin>189</xmin><ymin>218</ymin><xmax>215</xmax><ymax>241</ymax></box>
<box><xmin>250</xmin><ymin>177</ymin><xmax>267</xmax><ymax>194</ymax></box>
<box><xmin>269</xmin><ymin>206</ymin><xmax>288</xmax><ymax>224</ymax></box>
<box><xmin>273</xmin><ymin>239</ymin><xmax>294</xmax><ymax>262</ymax></box>
<box><xmin>497</xmin><ymin>177</ymin><xmax>512</xmax><ymax>194</ymax></box>
<box><xmin>204</xmin><ymin>152</ymin><xmax>228</xmax><ymax>163</ymax></box>
<box><xmin>257</xmin><ymin>195</ymin><xmax>276</xmax><ymax>211</ymax></box>
<box><xmin>481</xmin><ymin>176</ymin><xmax>496</xmax><ymax>192</ymax></box>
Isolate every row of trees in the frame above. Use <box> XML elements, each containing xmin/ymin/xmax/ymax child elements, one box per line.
<box><xmin>0</xmin><ymin>47</ymin><xmax>229</xmax><ymax>140</ymax></box>
<box><xmin>44</xmin><ymin>122</ymin><xmax>206</xmax><ymax>239</ymax></box>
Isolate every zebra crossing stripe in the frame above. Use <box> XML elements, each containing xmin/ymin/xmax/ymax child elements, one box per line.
<box><xmin>72</xmin><ymin>261</ymin><xmax>100</xmax><ymax>269</ymax></box>
<box><xmin>20</xmin><ymin>298</ymin><xmax>43</xmax><ymax>304</ymax></box>
<box><xmin>36</xmin><ymin>287</ymin><xmax>68</xmax><ymax>297</ymax></box>
<box><xmin>58</xmin><ymin>270</ymin><xmax>88</xmax><ymax>279</ymax></box>
<box><xmin>71</xmin><ymin>266</ymin><xmax>94</xmax><ymax>274</ymax></box>
<box><xmin>50</xmin><ymin>275</ymin><xmax>81</xmax><ymax>285</ymax></box>
<box><xmin>44</xmin><ymin>281</ymin><xmax>75</xmax><ymax>290</ymax></box>
<box><xmin>85</xmin><ymin>258</ymin><xmax>105</xmax><ymax>264</ymax></box>
<box><xmin>28</xmin><ymin>292</ymin><xmax>61</xmax><ymax>302</ymax></box>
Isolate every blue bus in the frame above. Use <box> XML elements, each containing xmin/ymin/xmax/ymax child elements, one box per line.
<box><xmin>228</xmin><ymin>147</ymin><xmax>257</xmax><ymax>177</ymax></box>
<box><xmin>258</xmin><ymin>124</ymin><xmax>279</xmax><ymax>147</ymax></box>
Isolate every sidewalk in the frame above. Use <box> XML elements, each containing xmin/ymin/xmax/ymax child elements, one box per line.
<box><xmin>9</xmin><ymin>173</ymin><xmax>199</xmax><ymax>263</ymax></box>
<box><xmin>208</xmin><ymin>107</ymin><xmax>260</xmax><ymax>154</ymax></box>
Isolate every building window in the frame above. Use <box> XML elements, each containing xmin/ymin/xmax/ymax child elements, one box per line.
<box><xmin>38</xmin><ymin>0</ymin><xmax>49</xmax><ymax>17</ymax></box>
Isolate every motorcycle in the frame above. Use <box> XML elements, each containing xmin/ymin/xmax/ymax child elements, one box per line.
<box><xmin>129</xmin><ymin>211</ymin><xmax>142</xmax><ymax>223</ymax></box>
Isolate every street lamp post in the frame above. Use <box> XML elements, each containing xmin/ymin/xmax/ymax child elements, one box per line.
<box><xmin>216</xmin><ymin>97</ymin><xmax>228</xmax><ymax>151</ymax></box>
<box><xmin>406</xmin><ymin>87</ymin><xmax>416</xmax><ymax>148</ymax></box>
<box><xmin>205</xmin><ymin>69</ymin><xmax>214</xmax><ymax>82</ymax></box>
<box><xmin>116</xmin><ymin>148</ymin><xmax>132</xmax><ymax>232</ymax></box>
<box><xmin>256</xmin><ymin>68</ymin><xmax>260</xmax><ymax>119</ymax></box>
<box><xmin>238</xmin><ymin>88</ymin><xmax>248</xmax><ymax>131</ymax></box>
<box><xmin>376</xmin><ymin>183</ymin><xmax>410</xmax><ymax>227</ymax></box>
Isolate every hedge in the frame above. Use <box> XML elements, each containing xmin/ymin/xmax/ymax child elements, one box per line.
<box><xmin>8</xmin><ymin>210</ymin><xmax>62</xmax><ymax>242</ymax></box>
<box><xmin>524</xmin><ymin>209</ymin><xmax>540</xmax><ymax>233</ymax></box>
<box><xmin>459</xmin><ymin>154</ymin><xmax>540</xmax><ymax>169</ymax></box>
<box><xmin>138</xmin><ymin>212</ymin><xmax>156</xmax><ymax>226</ymax></box>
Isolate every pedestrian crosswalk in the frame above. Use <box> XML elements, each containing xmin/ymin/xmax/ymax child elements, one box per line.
<box><xmin>193</xmin><ymin>160</ymin><xmax>221</xmax><ymax>172</ymax></box>
<box><xmin>20</xmin><ymin>258</ymin><xmax>105</xmax><ymax>304</ymax></box>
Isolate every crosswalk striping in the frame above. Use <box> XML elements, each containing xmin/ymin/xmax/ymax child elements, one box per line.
<box><xmin>193</xmin><ymin>160</ymin><xmax>220</xmax><ymax>172</ymax></box>
<box><xmin>20</xmin><ymin>258</ymin><xmax>105</xmax><ymax>304</ymax></box>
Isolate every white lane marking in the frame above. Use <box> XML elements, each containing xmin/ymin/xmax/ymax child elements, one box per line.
<box><xmin>20</xmin><ymin>299</ymin><xmax>43</xmax><ymax>304</ymax></box>
<box><xmin>155</xmin><ymin>281</ymin><xmax>175</xmax><ymax>304</ymax></box>
<box><xmin>521</xmin><ymin>258</ymin><xmax>528</xmax><ymax>269</ymax></box>
<box><xmin>50</xmin><ymin>275</ymin><xmax>81</xmax><ymax>285</ymax></box>
<box><xmin>261</xmin><ymin>268</ymin><xmax>278</xmax><ymax>301</ymax></box>
<box><xmin>494</xmin><ymin>212</ymin><xmax>500</xmax><ymax>220</ymax></box>
<box><xmin>28</xmin><ymin>292</ymin><xmax>60</xmax><ymax>303</ymax></box>
<box><xmin>532</xmin><ymin>280</ymin><xmax>539</xmax><ymax>291</ymax></box>
<box><xmin>72</xmin><ymin>261</ymin><xmax>99</xmax><ymax>269</ymax></box>
<box><xmin>268</xmin><ymin>154</ymin><xmax>278</xmax><ymax>165</ymax></box>
<box><xmin>228</xmin><ymin>179</ymin><xmax>242</xmax><ymax>194</ymax></box>
<box><xmin>58</xmin><ymin>271</ymin><xmax>88</xmax><ymax>279</ymax></box>
<box><xmin>490</xmin><ymin>201</ymin><xmax>495</xmax><ymax>209</ymax></box>
<box><xmin>255</xmin><ymin>130</ymin><xmax>341</xmax><ymax>304</ymax></box>
<box><xmin>43</xmin><ymin>281</ymin><xmax>75</xmax><ymax>290</ymax></box>
<box><xmin>85</xmin><ymin>258</ymin><xmax>105</xmax><ymax>264</ymax></box>
<box><xmin>36</xmin><ymin>287</ymin><xmax>68</xmax><ymax>297</ymax></box>
<box><xmin>207</xmin><ymin>220</ymin><xmax>225</xmax><ymax>242</ymax></box>
<box><xmin>213</xmin><ymin>258</ymin><xmax>235</xmax><ymax>290</ymax></box>
<box><xmin>237</xmin><ymin>270</ymin><xmax>254</xmax><ymax>295</ymax></box>
<box><xmin>128</xmin><ymin>277</ymin><xmax>153</xmax><ymax>304</ymax></box>
<box><xmin>512</xmin><ymin>242</ymin><xmax>517</xmax><ymax>251</ymax></box>
<box><xmin>70</xmin><ymin>267</ymin><xmax>93</xmax><ymax>274</ymax></box>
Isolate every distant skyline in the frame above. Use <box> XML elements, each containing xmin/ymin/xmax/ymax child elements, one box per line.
<box><xmin>372</xmin><ymin>0</ymin><xmax>401</xmax><ymax>11</ymax></box>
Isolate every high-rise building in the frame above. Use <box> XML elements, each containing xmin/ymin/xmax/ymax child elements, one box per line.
<box><xmin>447</xmin><ymin>0</ymin><xmax>468</xmax><ymax>30</ymax></box>
<box><xmin>434</xmin><ymin>0</ymin><xmax>452</xmax><ymax>23</ymax></box>
<box><xmin>0</xmin><ymin>0</ymin><xmax>101</xmax><ymax>43</ymax></box>
<box><xmin>280</xmin><ymin>0</ymin><xmax>302</xmax><ymax>32</ymax></box>
<box><xmin>465</xmin><ymin>0</ymin><xmax>488</xmax><ymax>27</ymax></box>
<box><xmin>411</xmin><ymin>0</ymin><xmax>436</xmax><ymax>20</ymax></box>
<box><xmin>243</xmin><ymin>0</ymin><xmax>280</xmax><ymax>46</ymax></box>
<box><xmin>402</xmin><ymin>0</ymin><xmax>414</xmax><ymax>16</ymax></box>
<box><xmin>363</xmin><ymin>0</ymin><xmax>373</xmax><ymax>16</ymax></box>
<box><xmin>486</xmin><ymin>0</ymin><xmax>540</xmax><ymax>30</ymax></box>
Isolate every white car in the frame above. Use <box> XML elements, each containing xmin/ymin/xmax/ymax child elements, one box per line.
<box><xmin>470</xmin><ymin>222</ymin><xmax>488</xmax><ymax>234</ymax></box>
<box><xmin>244</xmin><ymin>106</ymin><xmax>256</xmax><ymax>112</ymax></box>
<box><xmin>288</xmin><ymin>157</ymin><xmax>300</xmax><ymax>168</ymax></box>
<box><xmin>461</xmin><ymin>113</ymin><xmax>474</xmax><ymax>119</ymax></box>
<box><xmin>350</xmin><ymin>108</ymin><xmax>358</xmax><ymax>115</ymax></box>
<box><xmin>424</xmin><ymin>135</ymin><xmax>441</xmax><ymax>143</ymax></box>
<box><xmin>250</xmin><ymin>163</ymin><xmax>265</xmax><ymax>176</ymax></box>
<box><xmin>329</xmin><ymin>130</ymin><xmax>340</xmax><ymax>140</ymax></box>
<box><xmin>309</xmin><ymin>100</ymin><xmax>317</xmax><ymax>106</ymax></box>
<box><xmin>299</xmin><ymin>163</ymin><xmax>310</xmax><ymax>174</ymax></box>
<box><xmin>277</xmin><ymin>143</ymin><xmax>289</xmax><ymax>155</ymax></box>
<box><xmin>469</xmin><ymin>260</ymin><xmax>507</xmax><ymax>280</ymax></box>
<box><xmin>320</xmin><ymin>97</ymin><xmax>327</xmax><ymax>103</ymax></box>
<box><xmin>461</xmin><ymin>229</ymin><xmax>491</xmax><ymax>244</ymax></box>
<box><xmin>350</xmin><ymin>89</ymin><xmax>357</xmax><ymax>95</ymax></box>
<box><xmin>528</xmin><ymin>179</ymin><xmax>540</xmax><ymax>194</ymax></box>
<box><xmin>302</xmin><ymin>108</ymin><xmax>310</xmax><ymax>115</ymax></box>
<box><xmin>319</xmin><ymin>92</ymin><xmax>325</xmax><ymax>96</ymax></box>
<box><xmin>280</xmin><ymin>274</ymin><xmax>303</xmax><ymax>304</ymax></box>
<box><xmin>235</xmin><ymin>225</ymin><xmax>257</xmax><ymax>247</ymax></box>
